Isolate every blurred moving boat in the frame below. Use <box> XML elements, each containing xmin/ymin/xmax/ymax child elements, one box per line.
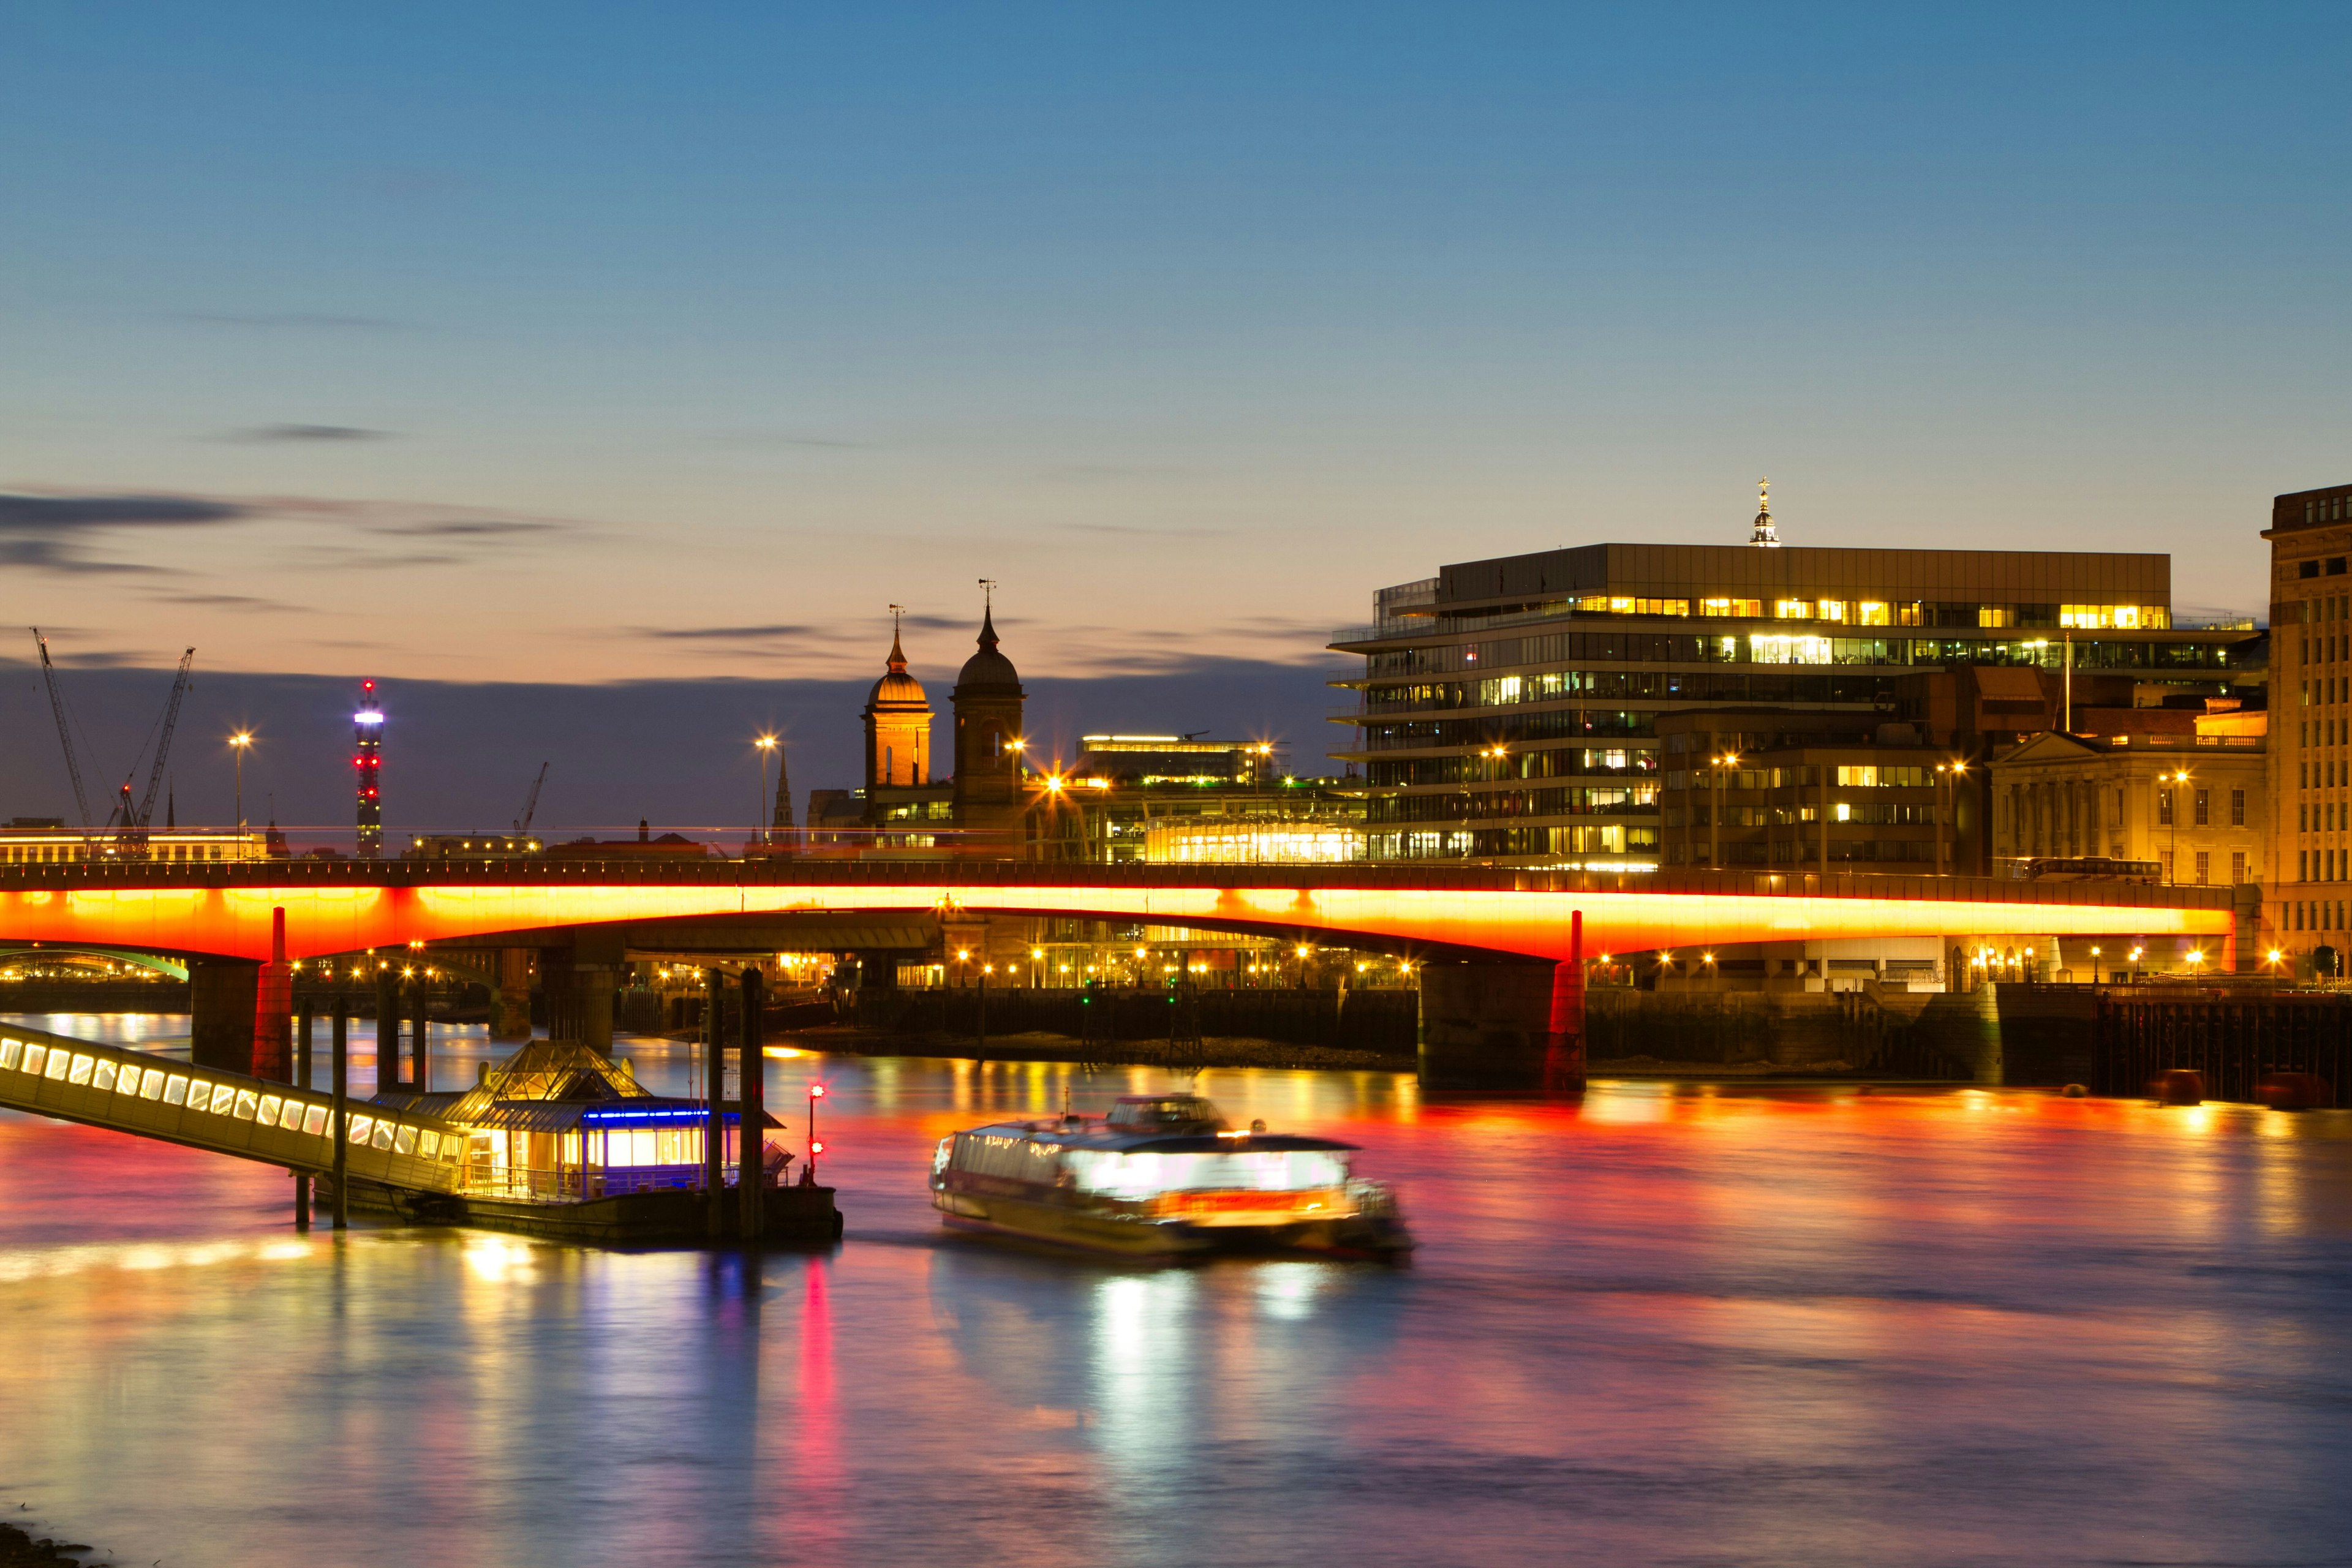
<box><xmin>930</xmin><ymin>1093</ymin><xmax>1411</xmax><ymax>1258</ymax></box>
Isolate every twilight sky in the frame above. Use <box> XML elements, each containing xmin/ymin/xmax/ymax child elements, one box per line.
<box><xmin>4</xmin><ymin>5</ymin><xmax>2350</xmax><ymax>827</ymax></box>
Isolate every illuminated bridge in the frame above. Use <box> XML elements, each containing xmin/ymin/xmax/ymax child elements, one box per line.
<box><xmin>1</xmin><ymin>858</ymin><xmax>2231</xmax><ymax>1088</ymax></box>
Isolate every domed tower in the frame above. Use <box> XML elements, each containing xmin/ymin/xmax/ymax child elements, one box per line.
<box><xmin>952</xmin><ymin>591</ymin><xmax>1027</xmax><ymax>844</ymax></box>
<box><xmin>863</xmin><ymin>611</ymin><xmax>932</xmax><ymax>790</ymax></box>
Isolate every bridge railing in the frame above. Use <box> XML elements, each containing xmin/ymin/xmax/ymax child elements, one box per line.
<box><xmin>0</xmin><ymin>1021</ymin><xmax>462</xmax><ymax>1194</ymax></box>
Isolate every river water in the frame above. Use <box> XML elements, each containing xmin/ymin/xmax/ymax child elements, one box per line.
<box><xmin>1</xmin><ymin>1013</ymin><xmax>2348</xmax><ymax>1567</ymax></box>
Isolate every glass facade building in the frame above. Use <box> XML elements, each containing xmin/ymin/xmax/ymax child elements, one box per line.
<box><xmin>1332</xmin><ymin>541</ymin><xmax>2261</xmax><ymax>869</ymax></box>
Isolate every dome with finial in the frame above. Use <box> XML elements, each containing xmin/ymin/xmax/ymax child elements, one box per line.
<box><xmin>955</xmin><ymin>602</ymin><xmax>1023</xmax><ymax>695</ymax></box>
<box><xmin>867</xmin><ymin>625</ymin><xmax>929</xmax><ymax>709</ymax></box>
<box><xmin>1749</xmin><ymin>476</ymin><xmax>1781</xmax><ymax>548</ymax></box>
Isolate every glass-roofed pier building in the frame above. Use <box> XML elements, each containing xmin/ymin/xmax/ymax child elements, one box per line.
<box><xmin>1330</xmin><ymin>507</ymin><xmax>2261</xmax><ymax>870</ymax></box>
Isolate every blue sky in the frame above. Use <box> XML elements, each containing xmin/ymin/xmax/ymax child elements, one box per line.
<box><xmin>4</xmin><ymin>4</ymin><xmax>2349</xmax><ymax>819</ymax></box>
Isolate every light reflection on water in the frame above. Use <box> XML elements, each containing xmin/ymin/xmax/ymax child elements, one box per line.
<box><xmin>1</xmin><ymin>1018</ymin><xmax>2350</xmax><ymax>1566</ymax></box>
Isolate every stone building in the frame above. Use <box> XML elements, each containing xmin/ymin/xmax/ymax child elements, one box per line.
<box><xmin>1988</xmin><ymin>717</ymin><xmax>2266</xmax><ymax>887</ymax></box>
<box><xmin>2264</xmin><ymin>481</ymin><xmax>2352</xmax><ymax>963</ymax></box>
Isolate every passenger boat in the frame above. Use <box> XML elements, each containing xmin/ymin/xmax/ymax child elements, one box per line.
<box><xmin>930</xmin><ymin>1093</ymin><xmax>1411</xmax><ymax>1258</ymax></box>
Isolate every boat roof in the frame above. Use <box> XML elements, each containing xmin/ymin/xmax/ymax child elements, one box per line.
<box><xmin>956</xmin><ymin>1119</ymin><xmax>1357</xmax><ymax>1155</ymax></box>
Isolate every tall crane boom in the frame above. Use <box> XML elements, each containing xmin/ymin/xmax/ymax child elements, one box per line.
<box><xmin>135</xmin><ymin>649</ymin><xmax>196</xmax><ymax>830</ymax></box>
<box><xmin>29</xmin><ymin>628</ymin><xmax>92</xmax><ymax>829</ymax></box>
<box><xmin>514</xmin><ymin>762</ymin><xmax>549</xmax><ymax>833</ymax></box>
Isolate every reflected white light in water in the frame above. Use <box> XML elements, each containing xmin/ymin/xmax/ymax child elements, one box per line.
<box><xmin>1256</xmin><ymin>1262</ymin><xmax>1323</xmax><ymax>1321</ymax></box>
<box><xmin>1092</xmin><ymin>1270</ymin><xmax>1198</xmax><ymax>1483</ymax></box>
<box><xmin>462</xmin><ymin>1235</ymin><xmax>537</xmax><ymax>1282</ymax></box>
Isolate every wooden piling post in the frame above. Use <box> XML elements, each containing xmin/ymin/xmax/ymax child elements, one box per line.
<box><xmin>739</xmin><ymin>967</ymin><xmax>764</xmax><ymax>1245</ymax></box>
<box><xmin>331</xmin><ymin>997</ymin><xmax>350</xmax><ymax>1231</ymax></box>
<box><xmin>294</xmin><ymin>1000</ymin><xmax>314</xmax><ymax>1229</ymax></box>
<box><xmin>704</xmin><ymin>967</ymin><xmax>726</xmax><ymax>1240</ymax></box>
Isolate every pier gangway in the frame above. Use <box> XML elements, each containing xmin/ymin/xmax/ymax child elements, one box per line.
<box><xmin>0</xmin><ymin>1020</ymin><xmax>461</xmax><ymax>1194</ymax></box>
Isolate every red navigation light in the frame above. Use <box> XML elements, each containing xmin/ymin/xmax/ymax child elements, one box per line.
<box><xmin>809</xmin><ymin>1083</ymin><xmax>827</xmax><ymax>1098</ymax></box>
<box><xmin>809</xmin><ymin>1140</ymin><xmax>825</xmax><ymax>1155</ymax></box>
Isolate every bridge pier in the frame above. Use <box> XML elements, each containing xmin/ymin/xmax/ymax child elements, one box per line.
<box><xmin>190</xmin><ymin>957</ymin><xmax>260</xmax><ymax>1075</ymax></box>
<box><xmin>1419</xmin><ymin>962</ymin><xmax>1581</xmax><ymax>1093</ymax></box>
<box><xmin>538</xmin><ymin>946</ymin><xmax>576</xmax><ymax>1040</ymax></box>
<box><xmin>575</xmin><ymin>963</ymin><xmax>619</xmax><ymax>1056</ymax></box>
<box><xmin>491</xmin><ymin>948</ymin><xmax>533</xmax><ymax>1041</ymax></box>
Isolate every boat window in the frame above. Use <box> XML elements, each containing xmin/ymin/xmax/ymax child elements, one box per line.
<box><xmin>93</xmin><ymin>1060</ymin><xmax>119</xmax><ymax>1093</ymax></box>
<box><xmin>140</xmin><ymin>1068</ymin><xmax>166</xmax><ymax>1100</ymax></box>
<box><xmin>394</xmin><ymin>1126</ymin><xmax>417</xmax><ymax>1156</ymax></box>
<box><xmin>164</xmin><ymin>1075</ymin><xmax>189</xmax><ymax>1106</ymax></box>
<box><xmin>951</xmin><ymin>1132</ymin><xmax>1061</xmax><ymax>1183</ymax></box>
<box><xmin>1063</xmin><ymin>1148</ymin><xmax>1351</xmax><ymax>1201</ymax></box>
<box><xmin>280</xmin><ymin>1099</ymin><xmax>306</xmax><ymax>1130</ymax></box>
<box><xmin>66</xmin><ymin>1054</ymin><xmax>93</xmax><ymax>1086</ymax></box>
<box><xmin>1106</xmin><ymin>1097</ymin><xmax>1223</xmax><ymax>1129</ymax></box>
<box><xmin>258</xmin><ymin>1095</ymin><xmax>282</xmax><ymax>1125</ymax></box>
<box><xmin>0</xmin><ymin>1039</ymin><xmax>20</xmax><ymax>1071</ymax></box>
<box><xmin>349</xmin><ymin>1115</ymin><xmax>374</xmax><ymax>1144</ymax></box>
<box><xmin>24</xmin><ymin>1045</ymin><xmax>50</xmax><ymax>1077</ymax></box>
<box><xmin>209</xmin><ymin>1084</ymin><xmax>238</xmax><ymax>1114</ymax></box>
<box><xmin>373</xmin><ymin>1121</ymin><xmax>396</xmax><ymax>1151</ymax></box>
<box><xmin>233</xmin><ymin>1090</ymin><xmax>260</xmax><ymax>1121</ymax></box>
<box><xmin>303</xmin><ymin>1105</ymin><xmax>330</xmax><ymax>1137</ymax></box>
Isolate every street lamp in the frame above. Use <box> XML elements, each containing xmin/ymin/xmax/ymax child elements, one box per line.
<box><xmin>1710</xmin><ymin>752</ymin><xmax>1739</xmax><ymax>869</ymax></box>
<box><xmin>753</xmin><ymin>735</ymin><xmax>779</xmax><ymax>845</ymax></box>
<box><xmin>1934</xmin><ymin>760</ymin><xmax>1968</xmax><ymax>876</ymax></box>
<box><xmin>229</xmin><ymin>732</ymin><xmax>254</xmax><ymax>831</ymax></box>
<box><xmin>807</xmin><ymin>1080</ymin><xmax>826</xmax><ymax>1182</ymax></box>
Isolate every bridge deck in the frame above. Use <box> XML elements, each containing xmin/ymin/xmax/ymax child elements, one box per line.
<box><xmin>0</xmin><ymin>859</ymin><xmax>2237</xmax><ymax>963</ymax></box>
<box><xmin>0</xmin><ymin>1021</ymin><xmax>461</xmax><ymax>1194</ymax></box>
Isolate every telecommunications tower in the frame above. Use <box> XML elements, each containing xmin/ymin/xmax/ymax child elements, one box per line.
<box><xmin>355</xmin><ymin>679</ymin><xmax>384</xmax><ymax>858</ymax></box>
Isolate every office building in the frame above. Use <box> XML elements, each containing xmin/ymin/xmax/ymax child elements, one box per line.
<box><xmin>1330</xmin><ymin>489</ymin><xmax>2261</xmax><ymax>869</ymax></box>
<box><xmin>2264</xmin><ymin>481</ymin><xmax>2352</xmax><ymax>963</ymax></box>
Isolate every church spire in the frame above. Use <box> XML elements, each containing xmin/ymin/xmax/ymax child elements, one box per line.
<box><xmin>976</xmin><ymin>578</ymin><xmax>1000</xmax><ymax>652</ymax></box>
<box><xmin>886</xmin><ymin>603</ymin><xmax>908</xmax><ymax>672</ymax></box>
<box><xmin>1750</xmin><ymin>476</ymin><xmax>1780</xmax><ymax>547</ymax></box>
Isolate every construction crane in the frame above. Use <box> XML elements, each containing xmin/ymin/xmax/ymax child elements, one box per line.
<box><xmin>513</xmin><ymin>763</ymin><xmax>549</xmax><ymax>834</ymax></box>
<box><xmin>29</xmin><ymin>628</ymin><xmax>92</xmax><ymax>830</ymax></box>
<box><xmin>129</xmin><ymin>649</ymin><xmax>196</xmax><ymax>837</ymax></box>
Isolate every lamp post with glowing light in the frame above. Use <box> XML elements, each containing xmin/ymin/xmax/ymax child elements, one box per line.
<box><xmin>1934</xmin><ymin>760</ymin><xmax>1968</xmax><ymax>876</ymax></box>
<box><xmin>2166</xmin><ymin>768</ymin><xmax>2192</xmax><ymax>884</ymax></box>
<box><xmin>229</xmin><ymin>732</ymin><xmax>253</xmax><ymax>831</ymax></box>
<box><xmin>754</xmin><ymin>735</ymin><xmax>778</xmax><ymax>846</ymax></box>
<box><xmin>1711</xmin><ymin>752</ymin><xmax>1738</xmax><ymax>870</ymax></box>
<box><xmin>806</xmin><ymin>1080</ymin><xmax>825</xmax><ymax>1183</ymax></box>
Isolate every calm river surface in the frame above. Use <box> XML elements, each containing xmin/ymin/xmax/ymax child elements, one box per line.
<box><xmin>1</xmin><ymin>1013</ymin><xmax>2349</xmax><ymax>1567</ymax></box>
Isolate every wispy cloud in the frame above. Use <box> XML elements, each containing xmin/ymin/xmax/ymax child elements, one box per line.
<box><xmin>635</xmin><ymin>624</ymin><xmax>810</xmax><ymax>642</ymax></box>
<box><xmin>368</xmin><ymin>519</ymin><xmax>559</xmax><ymax>539</ymax></box>
<box><xmin>1055</xmin><ymin>521</ymin><xmax>1231</xmax><ymax>539</ymax></box>
<box><xmin>0</xmin><ymin>493</ymin><xmax>248</xmax><ymax>528</ymax></box>
<box><xmin>143</xmin><ymin>592</ymin><xmax>306</xmax><ymax>613</ymax></box>
<box><xmin>0</xmin><ymin>487</ymin><xmax>590</xmax><ymax>576</ymax></box>
<box><xmin>0</xmin><ymin>491</ymin><xmax>247</xmax><ymax>575</ymax></box>
<box><xmin>172</xmin><ymin>311</ymin><xmax>407</xmax><ymax>331</ymax></box>
<box><xmin>710</xmin><ymin>431</ymin><xmax>873</xmax><ymax>450</ymax></box>
<box><xmin>219</xmin><ymin>424</ymin><xmax>394</xmax><ymax>443</ymax></box>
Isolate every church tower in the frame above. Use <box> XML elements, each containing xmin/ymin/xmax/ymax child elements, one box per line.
<box><xmin>951</xmin><ymin>588</ymin><xmax>1027</xmax><ymax>846</ymax></box>
<box><xmin>862</xmin><ymin>608</ymin><xmax>932</xmax><ymax>790</ymax></box>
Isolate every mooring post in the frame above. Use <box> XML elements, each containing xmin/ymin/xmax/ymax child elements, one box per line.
<box><xmin>374</xmin><ymin>966</ymin><xmax>402</xmax><ymax>1090</ymax></box>
<box><xmin>331</xmin><ymin>997</ymin><xmax>350</xmax><ymax>1231</ymax></box>
<box><xmin>976</xmin><ymin>965</ymin><xmax>989</xmax><ymax>1066</ymax></box>
<box><xmin>294</xmin><ymin>999</ymin><xmax>315</xmax><ymax>1229</ymax></box>
<box><xmin>739</xmin><ymin>966</ymin><xmax>764</xmax><ymax>1245</ymax></box>
<box><xmin>413</xmin><ymin>976</ymin><xmax>430</xmax><ymax>1094</ymax></box>
<box><xmin>704</xmin><ymin>967</ymin><xmax>726</xmax><ymax>1240</ymax></box>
